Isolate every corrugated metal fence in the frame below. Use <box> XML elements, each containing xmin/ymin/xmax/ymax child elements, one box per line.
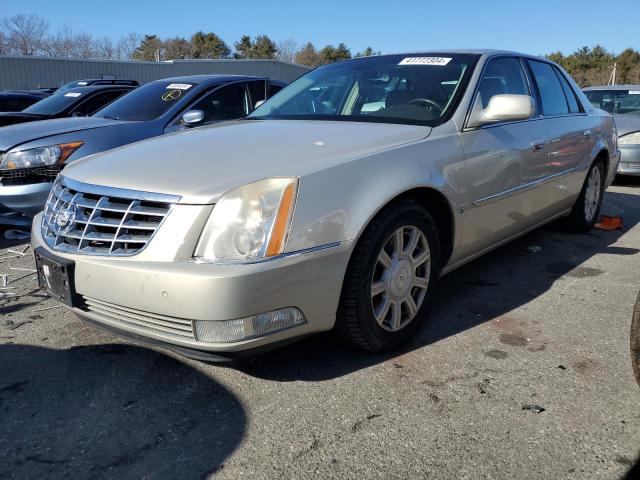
<box><xmin>0</xmin><ymin>56</ymin><xmax>310</xmax><ymax>89</ymax></box>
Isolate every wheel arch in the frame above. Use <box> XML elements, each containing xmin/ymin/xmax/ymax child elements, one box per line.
<box><xmin>352</xmin><ymin>186</ymin><xmax>456</xmax><ymax>268</ymax></box>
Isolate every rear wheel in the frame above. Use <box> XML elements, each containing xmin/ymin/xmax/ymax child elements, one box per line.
<box><xmin>336</xmin><ymin>200</ymin><xmax>441</xmax><ymax>351</ymax></box>
<box><xmin>564</xmin><ymin>160</ymin><xmax>605</xmax><ymax>232</ymax></box>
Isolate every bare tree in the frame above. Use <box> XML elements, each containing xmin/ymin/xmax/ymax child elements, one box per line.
<box><xmin>0</xmin><ymin>30</ymin><xmax>8</xmax><ymax>55</ymax></box>
<box><xmin>95</xmin><ymin>36</ymin><xmax>116</xmax><ymax>59</ymax></box>
<box><xmin>45</xmin><ymin>26</ymin><xmax>75</xmax><ymax>57</ymax></box>
<box><xmin>116</xmin><ymin>33</ymin><xmax>141</xmax><ymax>60</ymax></box>
<box><xmin>276</xmin><ymin>39</ymin><xmax>298</xmax><ymax>63</ymax></box>
<box><xmin>2</xmin><ymin>14</ymin><xmax>49</xmax><ymax>55</ymax></box>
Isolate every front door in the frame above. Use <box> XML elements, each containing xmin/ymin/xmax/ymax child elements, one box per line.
<box><xmin>458</xmin><ymin>56</ymin><xmax>549</xmax><ymax>258</ymax></box>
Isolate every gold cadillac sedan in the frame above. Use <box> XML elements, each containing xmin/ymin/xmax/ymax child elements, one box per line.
<box><xmin>31</xmin><ymin>50</ymin><xmax>619</xmax><ymax>360</ymax></box>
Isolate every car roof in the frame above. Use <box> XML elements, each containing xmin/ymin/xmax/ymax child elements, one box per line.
<box><xmin>346</xmin><ymin>49</ymin><xmax>549</xmax><ymax>63</ymax></box>
<box><xmin>150</xmin><ymin>74</ymin><xmax>268</xmax><ymax>85</ymax></box>
<box><xmin>60</xmin><ymin>85</ymin><xmax>137</xmax><ymax>94</ymax></box>
<box><xmin>583</xmin><ymin>85</ymin><xmax>640</xmax><ymax>91</ymax></box>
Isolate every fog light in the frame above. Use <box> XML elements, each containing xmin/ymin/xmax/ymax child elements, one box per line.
<box><xmin>194</xmin><ymin>307</ymin><xmax>306</xmax><ymax>343</ymax></box>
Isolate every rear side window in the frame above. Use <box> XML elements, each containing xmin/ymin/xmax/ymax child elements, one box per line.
<box><xmin>268</xmin><ymin>83</ymin><xmax>284</xmax><ymax>97</ymax></box>
<box><xmin>476</xmin><ymin>57</ymin><xmax>529</xmax><ymax>109</ymax></box>
<box><xmin>246</xmin><ymin>80</ymin><xmax>267</xmax><ymax>110</ymax></box>
<box><xmin>554</xmin><ymin>68</ymin><xmax>581</xmax><ymax>113</ymax></box>
<box><xmin>527</xmin><ymin>60</ymin><xmax>569</xmax><ymax>116</ymax></box>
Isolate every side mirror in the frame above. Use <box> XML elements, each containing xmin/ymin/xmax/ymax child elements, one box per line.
<box><xmin>254</xmin><ymin>99</ymin><xmax>266</xmax><ymax>109</ymax></box>
<box><xmin>181</xmin><ymin>110</ymin><xmax>204</xmax><ymax>126</ymax></box>
<box><xmin>468</xmin><ymin>94</ymin><xmax>534</xmax><ymax>128</ymax></box>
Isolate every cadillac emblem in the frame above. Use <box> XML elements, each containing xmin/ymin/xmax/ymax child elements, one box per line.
<box><xmin>53</xmin><ymin>203</ymin><xmax>77</xmax><ymax>235</ymax></box>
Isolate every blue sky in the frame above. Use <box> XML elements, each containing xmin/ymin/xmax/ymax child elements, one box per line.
<box><xmin>3</xmin><ymin>0</ymin><xmax>638</xmax><ymax>56</ymax></box>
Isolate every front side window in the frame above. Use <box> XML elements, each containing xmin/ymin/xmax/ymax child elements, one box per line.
<box><xmin>249</xmin><ymin>54</ymin><xmax>479</xmax><ymax>126</ymax></box>
<box><xmin>188</xmin><ymin>83</ymin><xmax>249</xmax><ymax>124</ymax></box>
<box><xmin>527</xmin><ymin>60</ymin><xmax>570</xmax><ymax>116</ymax></box>
<box><xmin>476</xmin><ymin>57</ymin><xmax>530</xmax><ymax>109</ymax></box>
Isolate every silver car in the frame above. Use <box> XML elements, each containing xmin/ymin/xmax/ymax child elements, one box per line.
<box><xmin>583</xmin><ymin>85</ymin><xmax>640</xmax><ymax>176</ymax></box>
<box><xmin>31</xmin><ymin>50</ymin><xmax>619</xmax><ymax>360</ymax></box>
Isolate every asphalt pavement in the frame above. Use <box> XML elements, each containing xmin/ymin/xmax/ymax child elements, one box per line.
<box><xmin>1</xmin><ymin>180</ymin><xmax>639</xmax><ymax>479</ymax></box>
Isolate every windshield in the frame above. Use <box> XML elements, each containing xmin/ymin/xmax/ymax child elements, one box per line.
<box><xmin>94</xmin><ymin>81</ymin><xmax>197</xmax><ymax>121</ymax></box>
<box><xmin>249</xmin><ymin>54</ymin><xmax>478</xmax><ymax>126</ymax></box>
<box><xmin>584</xmin><ymin>89</ymin><xmax>640</xmax><ymax>115</ymax></box>
<box><xmin>59</xmin><ymin>80</ymin><xmax>91</xmax><ymax>91</ymax></box>
<box><xmin>22</xmin><ymin>89</ymin><xmax>86</xmax><ymax>115</ymax></box>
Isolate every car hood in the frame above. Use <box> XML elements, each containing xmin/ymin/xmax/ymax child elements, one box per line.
<box><xmin>64</xmin><ymin>119</ymin><xmax>431</xmax><ymax>204</ymax></box>
<box><xmin>614</xmin><ymin>114</ymin><xmax>640</xmax><ymax>137</ymax></box>
<box><xmin>0</xmin><ymin>117</ymin><xmax>126</xmax><ymax>152</ymax></box>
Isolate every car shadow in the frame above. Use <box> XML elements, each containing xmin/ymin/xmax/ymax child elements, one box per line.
<box><xmin>0</xmin><ymin>344</ymin><xmax>245</xmax><ymax>479</ymax></box>
<box><xmin>238</xmin><ymin>190</ymin><xmax>640</xmax><ymax>381</ymax></box>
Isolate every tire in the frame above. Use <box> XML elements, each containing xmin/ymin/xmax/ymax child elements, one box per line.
<box><xmin>632</xmin><ymin>291</ymin><xmax>640</xmax><ymax>387</ymax></box>
<box><xmin>336</xmin><ymin>200</ymin><xmax>441</xmax><ymax>352</ymax></box>
<box><xmin>564</xmin><ymin>160</ymin><xmax>605</xmax><ymax>232</ymax></box>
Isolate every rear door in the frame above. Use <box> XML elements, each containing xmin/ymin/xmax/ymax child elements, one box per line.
<box><xmin>525</xmin><ymin>60</ymin><xmax>593</xmax><ymax>214</ymax></box>
<box><xmin>458</xmin><ymin>56</ymin><xmax>549</xmax><ymax>257</ymax></box>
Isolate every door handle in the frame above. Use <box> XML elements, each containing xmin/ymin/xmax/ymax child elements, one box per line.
<box><xmin>583</xmin><ymin>130</ymin><xmax>592</xmax><ymax>138</ymax></box>
<box><xmin>531</xmin><ymin>139</ymin><xmax>545</xmax><ymax>152</ymax></box>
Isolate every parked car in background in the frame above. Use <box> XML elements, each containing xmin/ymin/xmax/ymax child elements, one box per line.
<box><xmin>58</xmin><ymin>79</ymin><xmax>139</xmax><ymax>92</ymax></box>
<box><xmin>0</xmin><ymin>85</ymin><xmax>135</xmax><ymax>128</ymax></box>
<box><xmin>0</xmin><ymin>90</ymin><xmax>50</xmax><ymax>112</ymax></box>
<box><xmin>584</xmin><ymin>85</ymin><xmax>640</xmax><ymax>176</ymax></box>
<box><xmin>0</xmin><ymin>75</ymin><xmax>286</xmax><ymax>218</ymax></box>
<box><xmin>31</xmin><ymin>50</ymin><xmax>618</xmax><ymax>360</ymax></box>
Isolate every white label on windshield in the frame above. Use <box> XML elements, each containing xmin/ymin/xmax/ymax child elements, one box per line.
<box><xmin>166</xmin><ymin>83</ymin><xmax>192</xmax><ymax>90</ymax></box>
<box><xmin>64</xmin><ymin>92</ymin><xmax>82</xmax><ymax>97</ymax></box>
<box><xmin>77</xmin><ymin>81</ymin><xmax>88</xmax><ymax>86</ymax></box>
<box><xmin>629</xmin><ymin>90</ymin><xmax>640</xmax><ymax>95</ymax></box>
<box><xmin>399</xmin><ymin>57</ymin><xmax>452</xmax><ymax>66</ymax></box>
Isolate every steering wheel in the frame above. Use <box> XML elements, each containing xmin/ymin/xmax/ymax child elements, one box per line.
<box><xmin>408</xmin><ymin>98</ymin><xmax>444</xmax><ymax>114</ymax></box>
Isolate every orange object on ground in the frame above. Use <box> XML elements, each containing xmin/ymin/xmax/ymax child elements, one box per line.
<box><xmin>595</xmin><ymin>215</ymin><xmax>624</xmax><ymax>230</ymax></box>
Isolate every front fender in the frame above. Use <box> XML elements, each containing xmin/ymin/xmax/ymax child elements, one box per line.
<box><xmin>285</xmin><ymin>134</ymin><xmax>465</xmax><ymax>254</ymax></box>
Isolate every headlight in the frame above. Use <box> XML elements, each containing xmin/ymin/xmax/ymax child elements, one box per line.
<box><xmin>0</xmin><ymin>142</ymin><xmax>84</xmax><ymax>170</ymax></box>
<box><xmin>195</xmin><ymin>177</ymin><xmax>298</xmax><ymax>262</ymax></box>
<box><xmin>619</xmin><ymin>131</ymin><xmax>640</xmax><ymax>145</ymax></box>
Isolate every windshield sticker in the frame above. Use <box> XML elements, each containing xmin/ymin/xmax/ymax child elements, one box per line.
<box><xmin>162</xmin><ymin>90</ymin><xmax>182</xmax><ymax>101</ymax></box>
<box><xmin>399</xmin><ymin>57</ymin><xmax>452</xmax><ymax>66</ymax></box>
<box><xmin>630</xmin><ymin>90</ymin><xmax>640</xmax><ymax>95</ymax></box>
<box><xmin>77</xmin><ymin>81</ymin><xmax>88</xmax><ymax>86</ymax></box>
<box><xmin>64</xmin><ymin>92</ymin><xmax>82</xmax><ymax>97</ymax></box>
<box><xmin>166</xmin><ymin>83</ymin><xmax>193</xmax><ymax>90</ymax></box>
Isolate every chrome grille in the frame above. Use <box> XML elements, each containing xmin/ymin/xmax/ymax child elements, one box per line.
<box><xmin>82</xmin><ymin>296</ymin><xmax>194</xmax><ymax>339</ymax></box>
<box><xmin>41</xmin><ymin>176</ymin><xmax>180</xmax><ymax>256</ymax></box>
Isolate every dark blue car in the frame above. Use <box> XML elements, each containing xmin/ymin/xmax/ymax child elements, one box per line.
<box><xmin>0</xmin><ymin>75</ymin><xmax>287</xmax><ymax>218</ymax></box>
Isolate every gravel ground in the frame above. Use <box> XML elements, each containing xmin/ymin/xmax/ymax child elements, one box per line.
<box><xmin>1</xmin><ymin>181</ymin><xmax>639</xmax><ymax>480</ymax></box>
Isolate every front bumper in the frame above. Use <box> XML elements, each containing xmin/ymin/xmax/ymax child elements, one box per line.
<box><xmin>32</xmin><ymin>213</ymin><xmax>351</xmax><ymax>356</ymax></box>
<box><xmin>0</xmin><ymin>181</ymin><xmax>51</xmax><ymax>217</ymax></box>
<box><xmin>617</xmin><ymin>145</ymin><xmax>640</xmax><ymax>176</ymax></box>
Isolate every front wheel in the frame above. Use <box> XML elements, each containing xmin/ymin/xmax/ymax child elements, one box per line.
<box><xmin>564</xmin><ymin>160</ymin><xmax>605</xmax><ymax>232</ymax></box>
<box><xmin>336</xmin><ymin>200</ymin><xmax>441</xmax><ymax>352</ymax></box>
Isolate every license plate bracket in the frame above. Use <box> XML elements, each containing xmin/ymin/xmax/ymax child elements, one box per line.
<box><xmin>34</xmin><ymin>247</ymin><xmax>79</xmax><ymax>307</ymax></box>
